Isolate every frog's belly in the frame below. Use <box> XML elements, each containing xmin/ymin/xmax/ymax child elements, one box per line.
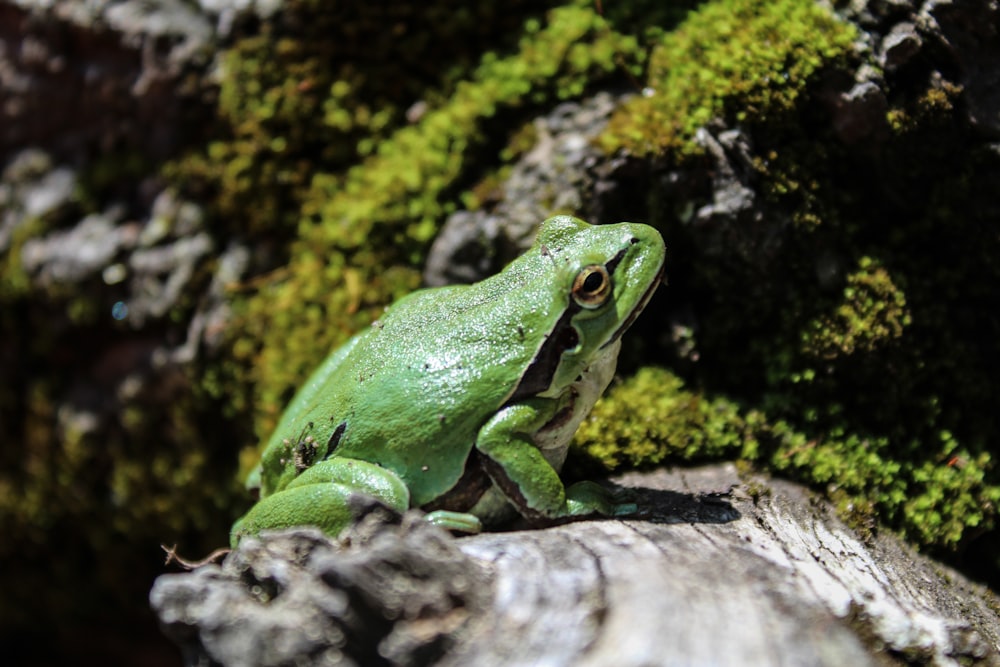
<box><xmin>467</xmin><ymin>339</ymin><xmax>622</xmax><ymax>526</ymax></box>
<box><xmin>468</xmin><ymin>485</ymin><xmax>518</xmax><ymax>527</ymax></box>
<box><xmin>533</xmin><ymin>338</ymin><xmax>620</xmax><ymax>468</ymax></box>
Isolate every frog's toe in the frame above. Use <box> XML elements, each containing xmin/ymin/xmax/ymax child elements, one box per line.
<box><xmin>564</xmin><ymin>480</ymin><xmax>617</xmax><ymax>516</ymax></box>
<box><xmin>424</xmin><ymin>510</ymin><xmax>483</xmax><ymax>534</ymax></box>
<box><xmin>612</xmin><ymin>502</ymin><xmax>638</xmax><ymax>517</ymax></box>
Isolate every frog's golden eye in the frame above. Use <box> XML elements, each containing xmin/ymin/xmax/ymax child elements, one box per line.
<box><xmin>572</xmin><ymin>264</ymin><xmax>611</xmax><ymax>308</ymax></box>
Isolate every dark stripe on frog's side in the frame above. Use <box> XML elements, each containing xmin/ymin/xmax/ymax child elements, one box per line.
<box><xmin>506</xmin><ymin>244</ymin><xmax>631</xmax><ymax>404</ymax></box>
<box><xmin>535</xmin><ymin>387</ymin><xmax>579</xmax><ymax>435</ymax></box>
<box><xmin>507</xmin><ymin>301</ymin><xmax>581</xmax><ymax>404</ymax></box>
<box><xmin>603</xmin><ymin>245</ymin><xmax>629</xmax><ymax>275</ymax></box>
<box><xmin>421</xmin><ymin>449</ymin><xmax>493</xmax><ymax>513</ymax></box>
<box><xmin>324</xmin><ymin>420</ymin><xmax>347</xmax><ymax>459</ymax></box>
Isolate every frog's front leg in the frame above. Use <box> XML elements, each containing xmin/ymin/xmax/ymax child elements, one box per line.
<box><xmin>475</xmin><ymin>398</ymin><xmax>632</xmax><ymax>523</ymax></box>
<box><xmin>230</xmin><ymin>458</ymin><xmax>410</xmax><ymax>546</ymax></box>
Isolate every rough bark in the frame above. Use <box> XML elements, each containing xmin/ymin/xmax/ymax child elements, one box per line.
<box><xmin>151</xmin><ymin>464</ymin><xmax>1000</xmax><ymax>666</ymax></box>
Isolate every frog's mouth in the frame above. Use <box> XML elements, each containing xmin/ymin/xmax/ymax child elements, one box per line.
<box><xmin>600</xmin><ymin>265</ymin><xmax>665</xmax><ymax>350</ymax></box>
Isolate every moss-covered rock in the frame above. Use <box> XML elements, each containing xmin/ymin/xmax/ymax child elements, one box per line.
<box><xmin>571</xmin><ymin>0</ymin><xmax>1000</xmax><ymax>571</ymax></box>
<box><xmin>601</xmin><ymin>0</ymin><xmax>857</xmax><ymax>157</ymax></box>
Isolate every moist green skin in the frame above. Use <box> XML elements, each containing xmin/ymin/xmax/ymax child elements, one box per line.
<box><xmin>231</xmin><ymin>215</ymin><xmax>665</xmax><ymax>545</ymax></box>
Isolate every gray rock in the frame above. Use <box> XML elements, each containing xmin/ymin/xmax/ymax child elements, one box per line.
<box><xmin>1</xmin><ymin>0</ymin><xmax>216</xmax><ymax>161</ymax></box>
<box><xmin>196</xmin><ymin>0</ymin><xmax>282</xmax><ymax>36</ymax></box>
<box><xmin>128</xmin><ymin>231</ymin><xmax>214</xmax><ymax>324</ymax></box>
<box><xmin>0</xmin><ymin>149</ymin><xmax>75</xmax><ymax>251</ymax></box>
<box><xmin>831</xmin><ymin>80</ymin><xmax>889</xmax><ymax>144</ymax></box>
<box><xmin>693</xmin><ymin>125</ymin><xmax>757</xmax><ymax>225</ymax></box>
<box><xmin>923</xmin><ymin>0</ymin><xmax>1000</xmax><ymax>137</ymax></box>
<box><xmin>423</xmin><ymin>211</ymin><xmax>505</xmax><ymax>287</ymax></box>
<box><xmin>21</xmin><ymin>209</ymin><xmax>130</xmax><ymax>284</ymax></box>
<box><xmin>423</xmin><ymin>91</ymin><xmax>625</xmax><ymax>286</ymax></box>
<box><xmin>20</xmin><ymin>165</ymin><xmax>76</xmax><ymax>220</ymax></box>
<box><xmin>880</xmin><ymin>21</ymin><xmax>923</xmax><ymax>70</ymax></box>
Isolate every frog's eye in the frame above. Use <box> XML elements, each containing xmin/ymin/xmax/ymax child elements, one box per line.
<box><xmin>572</xmin><ymin>264</ymin><xmax>612</xmax><ymax>308</ymax></box>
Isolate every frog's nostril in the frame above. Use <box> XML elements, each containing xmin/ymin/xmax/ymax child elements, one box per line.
<box><xmin>629</xmin><ymin>236</ymin><xmax>639</xmax><ymax>245</ymax></box>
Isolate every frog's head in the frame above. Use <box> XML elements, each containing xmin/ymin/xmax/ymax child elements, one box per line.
<box><xmin>521</xmin><ymin>215</ymin><xmax>665</xmax><ymax>396</ymax></box>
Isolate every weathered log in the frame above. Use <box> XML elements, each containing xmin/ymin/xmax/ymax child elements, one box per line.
<box><xmin>151</xmin><ymin>464</ymin><xmax>1000</xmax><ymax>666</ymax></box>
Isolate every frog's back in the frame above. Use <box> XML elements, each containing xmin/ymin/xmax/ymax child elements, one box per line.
<box><xmin>283</xmin><ymin>271</ymin><xmax>559</xmax><ymax>505</ymax></box>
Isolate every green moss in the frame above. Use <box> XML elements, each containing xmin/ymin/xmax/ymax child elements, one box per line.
<box><xmin>801</xmin><ymin>256</ymin><xmax>911</xmax><ymax>359</ymax></box>
<box><xmin>574</xmin><ymin>367</ymin><xmax>998</xmax><ymax>551</ymax></box>
<box><xmin>886</xmin><ymin>79</ymin><xmax>963</xmax><ymax>134</ymax></box>
<box><xmin>573</xmin><ymin>367</ymin><xmax>754</xmax><ymax>468</ymax></box>
<box><xmin>901</xmin><ymin>431</ymin><xmax>999</xmax><ymax>547</ymax></box>
<box><xmin>167</xmin><ymin>27</ymin><xmax>354</xmax><ymax>235</ymax></box>
<box><xmin>0</xmin><ymin>216</ymin><xmax>43</xmax><ymax>297</ymax></box>
<box><xmin>168</xmin><ymin>2</ymin><xmax>578</xmax><ymax>236</ymax></box>
<box><xmin>601</xmin><ymin>0</ymin><xmax>857</xmax><ymax>157</ymax></box>
<box><xmin>0</xmin><ymin>378</ymin><xmax>244</xmax><ymax>634</ymax></box>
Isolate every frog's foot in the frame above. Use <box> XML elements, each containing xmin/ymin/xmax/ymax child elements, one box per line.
<box><xmin>612</xmin><ymin>501</ymin><xmax>639</xmax><ymax>517</ymax></box>
<box><xmin>564</xmin><ymin>481</ymin><xmax>636</xmax><ymax>518</ymax></box>
<box><xmin>424</xmin><ymin>510</ymin><xmax>483</xmax><ymax>534</ymax></box>
<box><xmin>230</xmin><ymin>484</ymin><xmax>375</xmax><ymax>547</ymax></box>
<box><xmin>230</xmin><ymin>458</ymin><xmax>411</xmax><ymax>547</ymax></box>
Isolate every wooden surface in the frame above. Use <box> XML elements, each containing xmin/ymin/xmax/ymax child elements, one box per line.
<box><xmin>151</xmin><ymin>464</ymin><xmax>1000</xmax><ymax>666</ymax></box>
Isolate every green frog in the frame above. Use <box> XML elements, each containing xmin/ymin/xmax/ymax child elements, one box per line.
<box><xmin>231</xmin><ymin>215</ymin><xmax>665</xmax><ymax>545</ymax></box>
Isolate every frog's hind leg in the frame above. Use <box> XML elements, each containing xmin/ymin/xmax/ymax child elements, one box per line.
<box><xmin>230</xmin><ymin>458</ymin><xmax>410</xmax><ymax>546</ymax></box>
